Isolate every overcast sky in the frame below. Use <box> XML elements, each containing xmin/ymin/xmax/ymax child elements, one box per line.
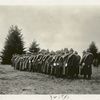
<box><xmin>0</xmin><ymin>6</ymin><xmax>100</xmax><ymax>55</ymax></box>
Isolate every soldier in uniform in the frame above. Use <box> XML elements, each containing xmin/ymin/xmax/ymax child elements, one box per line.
<box><xmin>73</xmin><ymin>51</ymin><xmax>81</xmax><ymax>78</ymax></box>
<box><xmin>66</xmin><ymin>48</ymin><xmax>75</xmax><ymax>78</ymax></box>
<box><xmin>80</xmin><ymin>49</ymin><xmax>94</xmax><ymax>79</ymax></box>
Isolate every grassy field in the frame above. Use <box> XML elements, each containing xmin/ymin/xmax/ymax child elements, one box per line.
<box><xmin>0</xmin><ymin>64</ymin><xmax>100</xmax><ymax>94</ymax></box>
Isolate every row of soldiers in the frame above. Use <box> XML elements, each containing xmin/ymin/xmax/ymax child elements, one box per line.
<box><xmin>11</xmin><ymin>49</ymin><xmax>94</xmax><ymax>79</ymax></box>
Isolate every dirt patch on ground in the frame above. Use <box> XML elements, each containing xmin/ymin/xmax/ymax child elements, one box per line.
<box><xmin>0</xmin><ymin>65</ymin><xmax>100</xmax><ymax>94</ymax></box>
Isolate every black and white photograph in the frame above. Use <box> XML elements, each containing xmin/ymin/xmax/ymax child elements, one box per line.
<box><xmin>0</xmin><ymin>0</ymin><xmax>100</xmax><ymax>97</ymax></box>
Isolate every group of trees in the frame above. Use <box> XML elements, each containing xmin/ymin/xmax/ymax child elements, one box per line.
<box><xmin>0</xmin><ymin>25</ymin><xmax>100</xmax><ymax>66</ymax></box>
<box><xmin>1</xmin><ymin>25</ymin><xmax>40</xmax><ymax>64</ymax></box>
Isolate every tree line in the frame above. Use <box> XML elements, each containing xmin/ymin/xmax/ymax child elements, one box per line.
<box><xmin>0</xmin><ymin>25</ymin><xmax>100</xmax><ymax>66</ymax></box>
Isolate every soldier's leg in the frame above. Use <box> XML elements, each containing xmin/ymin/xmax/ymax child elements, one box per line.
<box><xmin>84</xmin><ymin>74</ymin><xmax>86</xmax><ymax>79</ymax></box>
<box><xmin>44</xmin><ymin>64</ymin><xmax>47</xmax><ymax>74</ymax></box>
<box><xmin>32</xmin><ymin>64</ymin><xmax>35</xmax><ymax>72</ymax></box>
<box><xmin>36</xmin><ymin>64</ymin><xmax>39</xmax><ymax>72</ymax></box>
<box><xmin>87</xmin><ymin>65</ymin><xmax>92</xmax><ymax>79</ymax></box>
<box><xmin>75</xmin><ymin>66</ymin><xmax>79</xmax><ymax>78</ymax></box>
<box><xmin>24</xmin><ymin>61</ymin><xmax>27</xmax><ymax>71</ymax></box>
<box><xmin>41</xmin><ymin>63</ymin><xmax>44</xmax><ymax>73</ymax></box>
<box><xmin>36</xmin><ymin>64</ymin><xmax>38</xmax><ymax>72</ymax></box>
<box><xmin>50</xmin><ymin>66</ymin><xmax>52</xmax><ymax>75</ymax></box>
<box><xmin>83</xmin><ymin>65</ymin><xmax>87</xmax><ymax>79</ymax></box>
<box><xmin>55</xmin><ymin>66</ymin><xmax>57</xmax><ymax>77</ymax></box>
<box><xmin>40</xmin><ymin>64</ymin><xmax>42</xmax><ymax>73</ymax></box>
<box><xmin>54</xmin><ymin>66</ymin><xmax>57</xmax><ymax>76</ymax></box>
<box><xmin>44</xmin><ymin>64</ymin><xmax>46</xmax><ymax>74</ymax></box>
<box><xmin>56</xmin><ymin>66</ymin><xmax>59</xmax><ymax>77</ymax></box>
<box><xmin>34</xmin><ymin>64</ymin><xmax>36</xmax><ymax>72</ymax></box>
<box><xmin>88</xmin><ymin>74</ymin><xmax>91</xmax><ymax>79</ymax></box>
<box><xmin>75</xmin><ymin>68</ymin><xmax>79</xmax><ymax>79</ymax></box>
<box><xmin>19</xmin><ymin>62</ymin><xmax>21</xmax><ymax>70</ymax></box>
<box><xmin>21</xmin><ymin>62</ymin><xmax>23</xmax><ymax>71</ymax></box>
<box><xmin>39</xmin><ymin>64</ymin><xmax>42</xmax><ymax>73</ymax></box>
<box><xmin>46</xmin><ymin>64</ymin><xmax>49</xmax><ymax>74</ymax></box>
<box><xmin>65</xmin><ymin>67</ymin><xmax>68</xmax><ymax>77</ymax></box>
<box><xmin>70</xmin><ymin>70</ymin><xmax>74</xmax><ymax>79</ymax></box>
<box><xmin>51</xmin><ymin>66</ymin><xmax>54</xmax><ymax>75</ymax></box>
<box><xmin>47</xmin><ymin>64</ymin><xmax>50</xmax><ymax>74</ymax></box>
<box><xmin>38</xmin><ymin>64</ymin><xmax>40</xmax><ymax>72</ymax></box>
<box><xmin>59</xmin><ymin>66</ymin><xmax>62</xmax><ymax>77</ymax></box>
<box><xmin>57</xmin><ymin>66</ymin><xmax>59</xmax><ymax>77</ymax></box>
<box><xmin>43</xmin><ymin>63</ymin><xmax>45</xmax><ymax>73</ymax></box>
<box><xmin>47</xmin><ymin>65</ymin><xmax>50</xmax><ymax>74</ymax></box>
<box><xmin>68</xmin><ymin>66</ymin><xmax>72</xmax><ymax>78</ymax></box>
<box><xmin>28</xmin><ymin>62</ymin><xmax>30</xmax><ymax>71</ymax></box>
<box><xmin>39</xmin><ymin>64</ymin><xmax>41</xmax><ymax>73</ymax></box>
<box><xmin>42</xmin><ymin>63</ymin><xmax>44</xmax><ymax>73</ymax></box>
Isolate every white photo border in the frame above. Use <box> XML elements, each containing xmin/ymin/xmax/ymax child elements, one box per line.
<box><xmin>0</xmin><ymin>0</ymin><xmax>100</xmax><ymax>99</ymax></box>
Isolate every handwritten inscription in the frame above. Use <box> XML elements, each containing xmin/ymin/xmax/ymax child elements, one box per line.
<box><xmin>50</xmin><ymin>94</ymin><xmax>70</xmax><ymax>100</ymax></box>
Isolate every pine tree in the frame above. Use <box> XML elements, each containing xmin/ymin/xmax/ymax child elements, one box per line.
<box><xmin>29</xmin><ymin>40</ymin><xmax>40</xmax><ymax>54</ymax></box>
<box><xmin>88</xmin><ymin>41</ymin><xmax>98</xmax><ymax>58</ymax></box>
<box><xmin>1</xmin><ymin>25</ymin><xmax>25</xmax><ymax>64</ymax></box>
